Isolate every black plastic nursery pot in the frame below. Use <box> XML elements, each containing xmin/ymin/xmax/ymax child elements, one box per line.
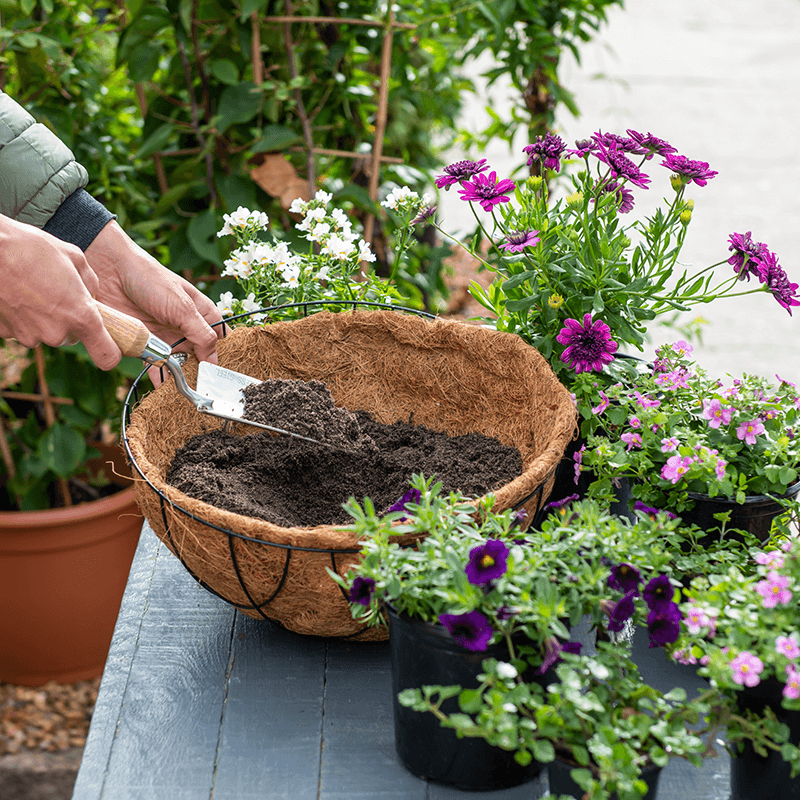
<box><xmin>730</xmin><ymin>678</ymin><xmax>800</xmax><ymax>800</ymax></box>
<box><xmin>548</xmin><ymin>755</ymin><xmax>661</xmax><ymax>800</ymax></box>
<box><xmin>387</xmin><ymin>604</ymin><xmax>547</xmax><ymax>791</ymax></box>
<box><xmin>682</xmin><ymin>482</ymin><xmax>800</xmax><ymax>542</ymax></box>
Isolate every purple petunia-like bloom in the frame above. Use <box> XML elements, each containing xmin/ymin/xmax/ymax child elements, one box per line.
<box><xmin>633</xmin><ymin>501</ymin><xmax>678</xmax><ymax>520</ymax></box>
<box><xmin>387</xmin><ymin>487</ymin><xmax>422</xmax><ymax>520</ymax></box>
<box><xmin>647</xmin><ymin>602</ymin><xmax>682</xmax><ymax>648</ymax></box>
<box><xmin>348</xmin><ymin>576</ymin><xmax>376</xmax><ymax>606</ymax></box>
<box><xmin>465</xmin><ymin>539</ymin><xmax>510</xmax><ymax>585</ymax></box>
<box><xmin>439</xmin><ymin>610</ymin><xmax>494</xmax><ymax>651</ymax></box>
<box><xmin>434</xmin><ymin>158</ymin><xmax>489</xmax><ymax>189</ymax></box>
<box><xmin>754</xmin><ymin>248</ymin><xmax>800</xmax><ymax>315</ymax></box>
<box><xmin>523</xmin><ymin>133</ymin><xmax>566</xmax><ymax>172</ymax></box>
<box><xmin>537</xmin><ymin>636</ymin><xmax>582</xmax><ymax>675</ymax></box>
<box><xmin>458</xmin><ymin>171</ymin><xmax>516</xmax><ymax>212</ymax></box>
<box><xmin>661</xmin><ymin>153</ymin><xmax>718</xmax><ymax>186</ymax></box>
<box><xmin>728</xmin><ymin>231</ymin><xmax>769</xmax><ymax>281</ymax></box>
<box><xmin>605</xmin><ymin>591</ymin><xmax>637</xmax><ymax>633</ymax></box>
<box><xmin>643</xmin><ymin>575</ymin><xmax>674</xmax><ymax>610</ymax></box>
<box><xmin>499</xmin><ymin>230</ymin><xmax>541</xmax><ymax>252</ymax></box>
<box><xmin>609</xmin><ymin>563</ymin><xmax>643</xmax><ymax>595</ymax></box>
<box><xmin>556</xmin><ymin>314</ymin><xmax>618</xmax><ymax>374</ymax></box>
<box><xmin>625</xmin><ymin>129</ymin><xmax>677</xmax><ymax>159</ymax></box>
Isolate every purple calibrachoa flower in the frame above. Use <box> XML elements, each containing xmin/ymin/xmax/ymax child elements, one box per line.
<box><xmin>387</xmin><ymin>487</ymin><xmax>422</xmax><ymax>519</ymax></box>
<box><xmin>776</xmin><ymin>635</ymin><xmax>800</xmax><ymax>660</ymax></box>
<box><xmin>736</xmin><ymin>418</ymin><xmax>766</xmax><ymax>445</ymax></box>
<box><xmin>754</xmin><ymin>248</ymin><xmax>800</xmax><ymax>315</ymax></box>
<box><xmin>434</xmin><ymin>158</ymin><xmax>488</xmax><ymax>189</ymax></box>
<box><xmin>755</xmin><ymin>571</ymin><xmax>793</xmax><ymax>608</ymax></box>
<box><xmin>661</xmin><ymin>153</ymin><xmax>718</xmax><ymax>187</ymax></box>
<box><xmin>661</xmin><ymin>454</ymin><xmax>695</xmax><ymax>484</ymax></box>
<box><xmin>542</xmin><ymin>494</ymin><xmax>580</xmax><ymax>513</ymax></box>
<box><xmin>348</xmin><ymin>576</ymin><xmax>376</xmax><ymax>606</ymax></box>
<box><xmin>730</xmin><ymin>651</ymin><xmax>764</xmax><ymax>687</ymax></box>
<box><xmin>439</xmin><ymin>610</ymin><xmax>494</xmax><ymax>651</ymax></box>
<box><xmin>702</xmin><ymin>398</ymin><xmax>734</xmax><ymax>429</ymax></box>
<box><xmin>523</xmin><ymin>133</ymin><xmax>566</xmax><ymax>172</ymax></box>
<box><xmin>465</xmin><ymin>539</ymin><xmax>510</xmax><ymax>585</ymax></box>
<box><xmin>643</xmin><ymin>575</ymin><xmax>674</xmax><ymax>610</ymax></box>
<box><xmin>499</xmin><ymin>230</ymin><xmax>540</xmax><ymax>252</ymax></box>
<box><xmin>556</xmin><ymin>313</ymin><xmax>618</xmax><ymax>373</ymax></box>
<box><xmin>633</xmin><ymin>501</ymin><xmax>678</xmax><ymax>520</ymax></box>
<box><xmin>458</xmin><ymin>171</ymin><xmax>516</xmax><ymax>212</ymax></box>
<box><xmin>647</xmin><ymin>602</ymin><xmax>682</xmax><ymax>647</ymax></box>
<box><xmin>728</xmin><ymin>231</ymin><xmax>769</xmax><ymax>281</ymax></box>
<box><xmin>537</xmin><ymin>636</ymin><xmax>582</xmax><ymax>674</ymax></box>
<box><xmin>785</xmin><ymin>666</ymin><xmax>800</xmax><ymax>699</ymax></box>
<box><xmin>608</xmin><ymin>563</ymin><xmax>642</xmax><ymax>595</ymax></box>
<box><xmin>604</xmin><ymin>591</ymin><xmax>637</xmax><ymax>633</ymax></box>
<box><xmin>626</xmin><ymin>129</ymin><xmax>677</xmax><ymax>158</ymax></box>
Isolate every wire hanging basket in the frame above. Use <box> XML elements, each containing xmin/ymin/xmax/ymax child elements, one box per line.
<box><xmin>122</xmin><ymin>301</ymin><xmax>577</xmax><ymax>640</ymax></box>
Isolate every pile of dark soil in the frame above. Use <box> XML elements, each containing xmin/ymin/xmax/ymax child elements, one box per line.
<box><xmin>168</xmin><ymin>381</ymin><xmax>522</xmax><ymax>527</ymax></box>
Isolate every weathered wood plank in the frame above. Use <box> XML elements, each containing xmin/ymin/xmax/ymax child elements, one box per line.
<box><xmin>209</xmin><ymin>614</ymin><xmax>327</xmax><ymax>800</ymax></box>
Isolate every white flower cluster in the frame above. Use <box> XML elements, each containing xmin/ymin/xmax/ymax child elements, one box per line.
<box><xmin>216</xmin><ymin>206</ymin><xmax>270</xmax><ymax>238</ymax></box>
<box><xmin>381</xmin><ymin>185</ymin><xmax>429</xmax><ymax>216</ymax></box>
<box><xmin>216</xmin><ymin>290</ymin><xmax>267</xmax><ymax>321</ymax></box>
<box><xmin>290</xmin><ymin>190</ymin><xmax>376</xmax><ymax>264</ymax></box>
<box><xmin>221</xmin><ymin>240</ymin><xmax>302</xmax><ymax>287</ymax></box>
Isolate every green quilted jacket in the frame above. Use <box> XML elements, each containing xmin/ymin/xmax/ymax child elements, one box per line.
<box><xmin>0</xmin><ymin>90</ymin><xmax>88</xmax><ymax>227</ymax></box>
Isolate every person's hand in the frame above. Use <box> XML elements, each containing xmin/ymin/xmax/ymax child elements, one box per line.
<box><xmin>85</xmin><ymin>220</ymin><xmax>223</xmax><ymax>368</ymax></box>
<box><xmin>0</xmin><ymin>215</ymin><xmax>123</xmax><ymax>369</ymax></box>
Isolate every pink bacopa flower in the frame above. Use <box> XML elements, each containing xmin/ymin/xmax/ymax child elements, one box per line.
<box><xmin>633</xmin><ymin>391</ymin><xmax>660</xmax><ymax>409</ymax></box>
<box><xmin>592</xmin><ymin>391</ymin><xmax>610</xmax><ymax>415</ymax></box>
<box><xmin>755</xmin><ymin>551</ymin><xmax>786</xmax><ymax>569</ymax></box>
<box><xmin>714</xmin><ymin>458</ymin><xmax>727</xmax><ymax>481</ymax></box>
<box><xmin>737</xmin><ymin>418</ymin><xmax>766</xmax><ymax>445</ymax></box>
<box><xmin>702</xmin><ymin>399</ymin><xmax>734</xmax><ymax>429</ymax></box>
<box><xmin>776</xmin><ymin>635</ymin><xmax>800</xmax><ymax>660</ymax></box>
<box><xmin>661</xmin><ymin>454</ymin><xmax>695</xmax><ymax>484</ymax></box>
<box><xmin>755</xmin><ymin>571</ymin><xmax>793</xmax><ymax>608</ymax></box>
<box><xmin>730</xmin><ymin>651</ymin><xmax>764</xmax><ymax>687</ymax></box>
<box><xmin>785</xmin><ymin>667</ymin><xmax>800</xmax><ymax>699</ymax></box>
<box><xmin>573</xmin><ymin>445</ymin><xmax>585</xmax><ymax>485</ymax></box>
<box><xmin>661</xmin><ymin>437</ymin><xmax>680</xmax><ymax>453</ymax></box>
<box><xmin>683</xmin><ymin>606</ymin><xmax>711</xmax><ymax>635</ymax></box>
<box><xmin>621</xmin><ymin>432</ymin><xmax>642</xmax><ymax>451</ymax></box>
<box><xmin>629</xmin><ymin>416</ymin><xmax>641</xmax><ymax>429</ymax></box>
<box><xmin>655</xmin><ymin>369</ymin><xmax>691</xmax><ymax>390</ymax></box>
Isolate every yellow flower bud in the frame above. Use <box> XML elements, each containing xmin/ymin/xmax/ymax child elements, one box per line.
<box><xmin>680</xmin><ymin>209</ymin><xmax>692</xmax><ymax>225</ymax></box>
<box><xmin>566</xmin><ymin>191</ymin><xmax>584</xmax><ymax>207</ymax></box>
<box><xmin>684</xmin><ymin>199</ymin><xmax>695</xmax><ymax>211</ymax></box>
<box><xmin>670</xmin><ymin>173</ymin><xmax>684</xmax><ymax>191</ymax></box>
<box><xmin>548</xmin><ymin>293</ymin><xmax>564</xmax><ymax>309</ymax></box>
<box><xmin>528</xmin><ymin>176</ymin><xmax>543</xmax><ymax>191</ymax></box>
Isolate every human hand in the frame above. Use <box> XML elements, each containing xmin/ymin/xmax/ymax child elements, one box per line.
<box><xmin>85</xmin><ymin>220</ymin><xmax>223</xmax><ymax>371</ymax></box>
<box><xmin>0</xmin><ymin>215</ymin><xmax>123</xmax><ymax>369</ymax></box>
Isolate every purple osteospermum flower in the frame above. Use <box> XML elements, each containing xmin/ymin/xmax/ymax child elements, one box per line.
<box><xmin>599</xmin><ymin>180</ymin><xmax>636</xmax><ymax>213</ymax></box>
<box><xmin>605</xmin><ymin>591</ymin><xmax>637</xmax><ymax>633</ymax></box>
<box><xmin>625</xmin><ymin>129</ymin><xmax>677</xmax><ymax>159</ymax></box>
<box><xmin>556</xmin><ymin>313</ymin><xmax>618</xmax><ymax>373</ymax></box>
<box><xmin>593</xmin><ymin>140</ymin><xmax>651</xmax><ymax>188</ymax></box>
<box><xmin>592</xmin><ymin>130</ymin><xmax>644</xmax><ymax>153</ymax></box>
<box><xmin>609</xmin><ymin>563</ymin><xmax>643</xmax><ymax>595</ymax></box>
<box><xmin>523</xmin><ymin>133</ymin><xmax>566</xmax><ymax>172</ymax></box>
<box><xmin>458</xmin><ymin>171</ymin><xmax>516</xmax><ymax>212</ymax></box>
<box><xmin>411</xmin><ymin>205</ymin><xmax>437</xmax><ymax>226</ymax></box>
<box><xmin>465</xmin><ymin>539</ymin><xmax>510</xmax><ymax>585</ymax></box>
<box><xmin>435</xmin><ymin>158</ymin><xmax>489</xmax><ymax>189</ymax></box>
<box><xmin>730</xmin><ymin>651</ymin><xmax>764</xmax><ymax>687</ymax></box>
<box><xmin>499</xmin><ymin>230</ymin><xmax>541</xmax><ymax>252</ymax></box>
<box><xmin>439</xmin><ymin>610</ymin><xmax>494</xmax><ymax>651</ymax></box>
<box><xmin>567</xmin><ymin>138</ymin><xmax>598</xmax><ymax>158</ymax></box>
<box><xmin>348</xmin><ymin>576</ymin><xmax>376</xmax><ymax>606</ymax></box>
<box><xmin>753</xmin><ymin>249</ymin><xmax>800</xmax><ymax>315</ymax></box>
<box><xmin>643</xmin><ymin>575</ymin><xmax>674</xmax><ymax>610</ymax></box>
<box><xmin>728</xmin><ymin>231</ymin><xmax>769</xmax><ymax>281</ymax></box>
<box><xmin>647</xmin><ymin>602</ymin><xmax>682</xmax><ymax>647</ymax></box>
<box><xmin>661</xmin><ymin>153</ymin><xmax>718</xmax><ymax>187</ymax></box>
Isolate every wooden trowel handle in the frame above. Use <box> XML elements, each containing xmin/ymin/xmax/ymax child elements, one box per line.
<box><xmin>96</xmin><ymin>301</ymin><xmax>171</xmax><ymax>366</ymax></box>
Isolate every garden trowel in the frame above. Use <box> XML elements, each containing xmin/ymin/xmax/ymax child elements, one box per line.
<box><xmin>97</xmin><ymin>302</ymin><xmax>331</xmax><ymax>445</ymax></box>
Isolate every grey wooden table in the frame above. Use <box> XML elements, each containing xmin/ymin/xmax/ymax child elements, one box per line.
<box><xmin>71</xmin><ymin>523</ymin><xmax>730</xmax><ymax>800</ymax></box>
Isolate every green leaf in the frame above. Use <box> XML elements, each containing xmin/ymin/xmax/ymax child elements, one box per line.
<box><xmin>38</xmin><ymin>422</ymin><xmax>86</xmax><ymax>478</ymax></box>
<box><xmin>136</xmin><ymin>123</ymin><xmax>173</xmax><ymax>159</ymax></box>
<box><xmin>187</xmin><ymin>209</ymin><xmax>223</xmax><ymax>266</ymax></box>
<box><xmin>178</xmin><ymin>0</ymin><xmax>193</xmax><ymax>33</ymax></box>
<box><xmin>780</xmin><ymin>466</ymin><xmax>797</xmax><ymax>485</ymax></box>
<box><xmin>210</xmin><ymin>58</ymin><xmax>240</xmax><ymax>85</ymax></box>
<box><xmin>216</xmin><ymin>82</ymin><xmax>260</xmax><ymax>132</ymax></box>
<box><xmin>127</xmin><ymin>43</ymin><xmax>161</xmax><ymax>83</ymax></box>
<box><xmin>531</xmin><ymin>739</ymin><xmax>555</xmax><ymax>763</ymax></box>
<box><xmin>251</xmin><ymin>124</ymin><xmax>303</xmax><ymax>153</ymax></box>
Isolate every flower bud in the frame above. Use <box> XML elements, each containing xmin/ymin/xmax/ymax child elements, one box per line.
<box><xmin>548</xmin><ymin>293</ymin><xmax>564</xmax><ymax>309</ymax></box>
<box><xmin>679</xmin><ymin>209</ymin><xmax>692</xmax><ymax>225</ymax></box>
<box><xmin>528</xmin><ymin>176</ymin><xmax>543</xmax><ymax>191</ymax></box>
<box><xmin>684</xmin><ymin>199</ymin><xmax>695</xmax><ymax>211</ymax></box>
<box><xmin>566</xmin><ymin>191</ymin><xmax>584</xmax><ymax>207</ymax></box>
<box><xmin>669</xmin><ymin>173</ymin><xmax>684</xmax><ymax>191</ymax></box>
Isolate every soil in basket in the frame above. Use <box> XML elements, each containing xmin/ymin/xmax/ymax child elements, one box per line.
<box><xmin>167</xmin><ymin>378</ymin><xmax>522</xmax><ymax>527</ymax></box>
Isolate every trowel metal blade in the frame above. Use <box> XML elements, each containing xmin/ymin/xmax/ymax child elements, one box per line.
<box><xmin>196</xmin><ymin>360</ymin><xmax>262</xmax><ymax>419</ymax></box>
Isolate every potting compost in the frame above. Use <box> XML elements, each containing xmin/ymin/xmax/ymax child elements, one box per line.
<box><xmin>167</xmin><ymin>378</ymin><xmax>522</xmax><ymax>527</ymax></box>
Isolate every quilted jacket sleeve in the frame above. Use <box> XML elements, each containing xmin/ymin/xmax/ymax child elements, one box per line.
<box><xmin>0</xmin><ymin>90</ymin><xmax>89</xmax><ymax>227</ymax></box>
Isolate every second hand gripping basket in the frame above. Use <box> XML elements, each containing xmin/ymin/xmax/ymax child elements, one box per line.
<box><xmin>124</xmin><ymin>308</ymin><xmax>577</xmax><ymax>640</ymax></box>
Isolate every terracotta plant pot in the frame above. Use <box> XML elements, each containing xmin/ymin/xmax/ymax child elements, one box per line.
<box><xmin>0</xmin><ymin>445</ymin><xmax>142</xmax><ymax>686</ymax></box>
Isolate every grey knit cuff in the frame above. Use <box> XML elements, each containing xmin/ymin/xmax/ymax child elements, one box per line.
<box><xmin>42</xmin><ymin>189</ymin><xmax>116</xmax><ymax>251</ymax></box>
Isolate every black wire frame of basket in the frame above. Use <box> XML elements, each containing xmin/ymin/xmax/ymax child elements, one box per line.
<box><xmin>121</xmin><ymin>300</ymin><xmax>552</xmax><ymax>634</ymax></box>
